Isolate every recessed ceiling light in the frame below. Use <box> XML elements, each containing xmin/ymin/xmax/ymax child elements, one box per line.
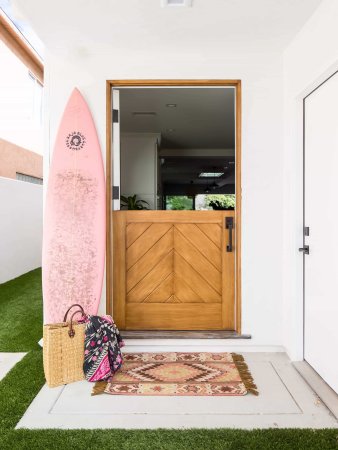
<box><xmin>199</xmin><ymin>172</ymin><xmax>224</xmax><ymax>178</ymax></box>
<box><xmin>161</xmin><ymin>0</ymin><xmax>192</xmax><ymax>6</ymax></box>
<box><xmin>166</xmin><ymin>103</ymin><xmax>177</xmax><ymax>108</ymax></box>
<box><xmin>132</xmin><ymin>112</ymin><xmax>157</xmax><ymax>116</ymax></box>
<box><xmin>166</xmin><ymin>128</ymin><xmax>175</xmax><ymax>132</ymax></box>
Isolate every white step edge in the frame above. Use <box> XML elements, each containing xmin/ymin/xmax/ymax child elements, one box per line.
<box><xmin>293</xmin><ymin>360</ymin><xmax>338</xmax><ymax>419</ymax></box>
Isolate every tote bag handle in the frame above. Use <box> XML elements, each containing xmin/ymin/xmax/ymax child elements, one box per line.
<box><xmin>63</xmin><ymin>304</ymin><xmax>85</xmax><ymax>322</ymax></box>
<box><xmin>63</xmin><ymin>304</ymin><xmax>86</xmax><ymax>338</ymax></box>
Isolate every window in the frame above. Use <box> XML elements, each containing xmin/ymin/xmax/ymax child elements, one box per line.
<box><xmin>0</xmin><ymin>14</ymin><xmax>44</xmax><ymax>183</ymax></box>
<box><xmin>16</xmin><ymin>172</ymin><xmax>43</xmax><ymax>185</ymax></box>
<box><xmin>165</xmin><ymin>196</ymin><xmax>194</xmax><ymax>210</ymax></box>
<box><xmin>164</xmin><ymin>194</ymin><xmax>235</xmax><ymax>210</ymax></box>
<box><xmin>0</xmin><ymin>41</ymin><xmax>43</xmax><ymax>152</ymax></box>
<box><xmin>196</xmin><ymin>194</ymin><xmax>235</xmax><ymax>210</ymax></box>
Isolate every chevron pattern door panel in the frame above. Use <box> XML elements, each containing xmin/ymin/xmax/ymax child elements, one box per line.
<box><xmin>113</xmin><ymin>211</ymin><xmax>235</xmax><ymax>330</ymax></box>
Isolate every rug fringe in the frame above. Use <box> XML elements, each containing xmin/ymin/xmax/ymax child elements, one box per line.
<box><xmin>231</xmin><ymin>353</ymin><xmax>259</xmax><ymax>396</ymax></box>
<box><xmin>91</xmin><ymin>381</ymin><xmax>108</xmax><ymax>396</ymax></box>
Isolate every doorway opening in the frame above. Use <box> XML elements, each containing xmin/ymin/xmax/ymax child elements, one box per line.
<box><xmin>106</xmin><ymin>80</ymin><xmax>241</xmax><ymax>333</ymax></box>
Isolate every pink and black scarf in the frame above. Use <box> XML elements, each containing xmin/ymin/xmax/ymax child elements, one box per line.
<box><xmin>83</xmin><ymin>315</ymin><xmax>124</xmax><ymax>382</ymax></box>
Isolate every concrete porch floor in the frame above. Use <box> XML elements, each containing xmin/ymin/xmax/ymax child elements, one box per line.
<box><xmin>0</xmin><ymin>352</ymin><xmax>26</xmax><ymax>381</ymax></box>
<box><xmin>17</xmin><ymin>350</ymin><xmax>338</xmax><ymax>430</ymax></box>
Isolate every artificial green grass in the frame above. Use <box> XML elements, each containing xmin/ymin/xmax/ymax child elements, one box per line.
<box><xmin>0</xmin><ymin>268</ymin><xmax>43</xmax><ymax>351</ymax></box>
<box><xmin>0</xmin><ymin>269</ymin><xmax>337</xmax><ymax>449</ymax></box>
<box><xmin>0</xmin><ymin>350</ymin><xmax>45</xmax><ymax>430</ymax></box>
<box><xmin>0</xmin><ymin>428</ymin><xmax>336</xmax><ymax>450</ymax></box>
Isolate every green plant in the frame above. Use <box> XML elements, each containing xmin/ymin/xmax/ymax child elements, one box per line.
<box><xmin>121</xmin><ymin>194</ymin><xmax>149</xmax><ymax>210</ymax></box>
<box><xmin>166</xmin><ymin>196</ymin><xmax>193</xmax><ymax>210</ymax></box>
<box><xmin>207</xmin><ymin>194</ymin><xmax>235</xmax><ymax>210</ymax></box>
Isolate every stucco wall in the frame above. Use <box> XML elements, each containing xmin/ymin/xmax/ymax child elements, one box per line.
<box><xmin>0</xmin><ymin>138</ymin><xmax>43</xmax><ymax>180</ymax></box>
<box><xmin>0</xmin><ymin>177</ymin><xmax>43</xmax><ymax>283</ymax></box>
<box><xmin>42</xmin><ymin>48</ymin><xmax>284</xmax><ymax>349</ymax></box>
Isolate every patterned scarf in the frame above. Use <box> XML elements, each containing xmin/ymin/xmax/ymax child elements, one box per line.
<box><xmin>83</xmin><ymin>315</ymin><xmax>124</xmax><ymax>382</ymax></box>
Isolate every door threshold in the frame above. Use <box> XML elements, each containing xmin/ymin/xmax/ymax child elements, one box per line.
<box><xmin>121</xmin><ymin>330</ymin><xmax>251</xmax><ymax>339</ymax></box>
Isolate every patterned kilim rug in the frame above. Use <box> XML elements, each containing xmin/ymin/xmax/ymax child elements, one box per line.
<box><xmin>92</xmin><ymin>352</ymin><xmax>258</xmax><ymax>396</ymax></box>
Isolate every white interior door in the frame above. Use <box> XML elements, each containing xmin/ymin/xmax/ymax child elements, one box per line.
<box><xmin>112</xmin><ymin>88</ymin><xmax>120</xmax><ymax>210</ymax></box>
<box><xmin>304</xmin><ymin>71</ymin><xmax>338</xmax><ymax>393</ymax></box>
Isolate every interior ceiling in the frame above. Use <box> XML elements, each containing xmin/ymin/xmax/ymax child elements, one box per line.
<box><xmin>161</xmin><ymin>156</ymin><xmax>235</xmax><ymax>187</ymax></box>
<box><xmin>120</xmin><ymin>88</ymin><xmax>235</xmax><ymax>149</ymax></box>
<box><xmin>11</xmin><ymin>0</ymin><xmax>323</xmax><ymax>56</ymax></box>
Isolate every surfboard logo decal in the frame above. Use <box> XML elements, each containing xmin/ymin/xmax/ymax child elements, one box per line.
<box><xmin>66</xmin><ymin>131</ymin><xmax>86</xmax><ymax>150</ymax></box>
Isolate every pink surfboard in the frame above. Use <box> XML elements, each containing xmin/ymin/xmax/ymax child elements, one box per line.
<box><xmin>42</xmin><ymin>88</ymin><xmax>105</xmax><ymax>324</ymax></box>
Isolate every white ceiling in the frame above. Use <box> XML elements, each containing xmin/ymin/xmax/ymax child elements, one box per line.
<box><xmin>159</xmin><ymin>155</ymin><xmax>235</xmax><ymax>192</ymax></box>
<box><xmin>120</xmin><ymin>87</ymin><xmax>235</xmax><ymax>148</ymax></box>
<box><xmin>11</xmin><ymin>0</ymin><xmax>323</xmax><ymax>56</ymax></box>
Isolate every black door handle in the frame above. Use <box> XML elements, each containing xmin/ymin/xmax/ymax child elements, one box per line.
<box><xmin>226</xmin><ymin>217</ymin><xmax>233</xmax><ymax>252</ymax></box>
<box><xmin>299</xmin><ymin>245</ymin><xmax>309</xmax><ymax>255</ymax></box>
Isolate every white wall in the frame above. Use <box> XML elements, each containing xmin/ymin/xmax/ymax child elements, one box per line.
<box><xmin>41</xmin><ymin>47</ymin><xmax>284</xmax><ymax>349</ymax></box>
<box><xmin>0</xmin><ymin>177</ymin><xmax>43</xmax><ymax>283</ymax></box>
<box><xmin>121</xmin><ymin>133</ymin><xmax>159</xmax><ymax>210</ymax></box>
<box><xmin>283</xmin><ymin>0</ymin><xmax>338</xmax><ymax>360</ymax></box>
<box><xmin>14</xmin><ymin>0</ymin><xmax>338</xmax><ymax>356</ymax></box>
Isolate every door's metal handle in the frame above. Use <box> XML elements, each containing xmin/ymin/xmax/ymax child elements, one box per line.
<box><xmin>299</xmin><ymin>245</ymin><xmax>309</xmax><ymax>255</ymax></box>
<box><xmin>226</xmin><ymin>217</ymin><xmax>233</xmax><ymax>252</ymax></box>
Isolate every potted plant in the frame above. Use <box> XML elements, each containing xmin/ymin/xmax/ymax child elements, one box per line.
<box><xmin>121</xmin><ymin>194</ymin><xmax>149</xmax><ymax>210</ymax></box>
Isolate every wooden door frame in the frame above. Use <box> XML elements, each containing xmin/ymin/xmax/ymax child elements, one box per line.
<box><xmin>105</xmin><ymin>79</ymin><xmax>242</xmax><ymax>333</ymax></box>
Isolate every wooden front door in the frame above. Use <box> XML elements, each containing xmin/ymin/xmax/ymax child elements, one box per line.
<box><xmin>113</xmin><ymin>210</ymin><xmax>235</xmax><ymax>330</ymax></box>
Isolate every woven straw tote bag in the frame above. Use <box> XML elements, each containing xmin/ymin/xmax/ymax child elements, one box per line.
<box><xmin>43</xmin><ymin>304</ymin><xmax>86</xmax><ymax>387</ymax></box>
